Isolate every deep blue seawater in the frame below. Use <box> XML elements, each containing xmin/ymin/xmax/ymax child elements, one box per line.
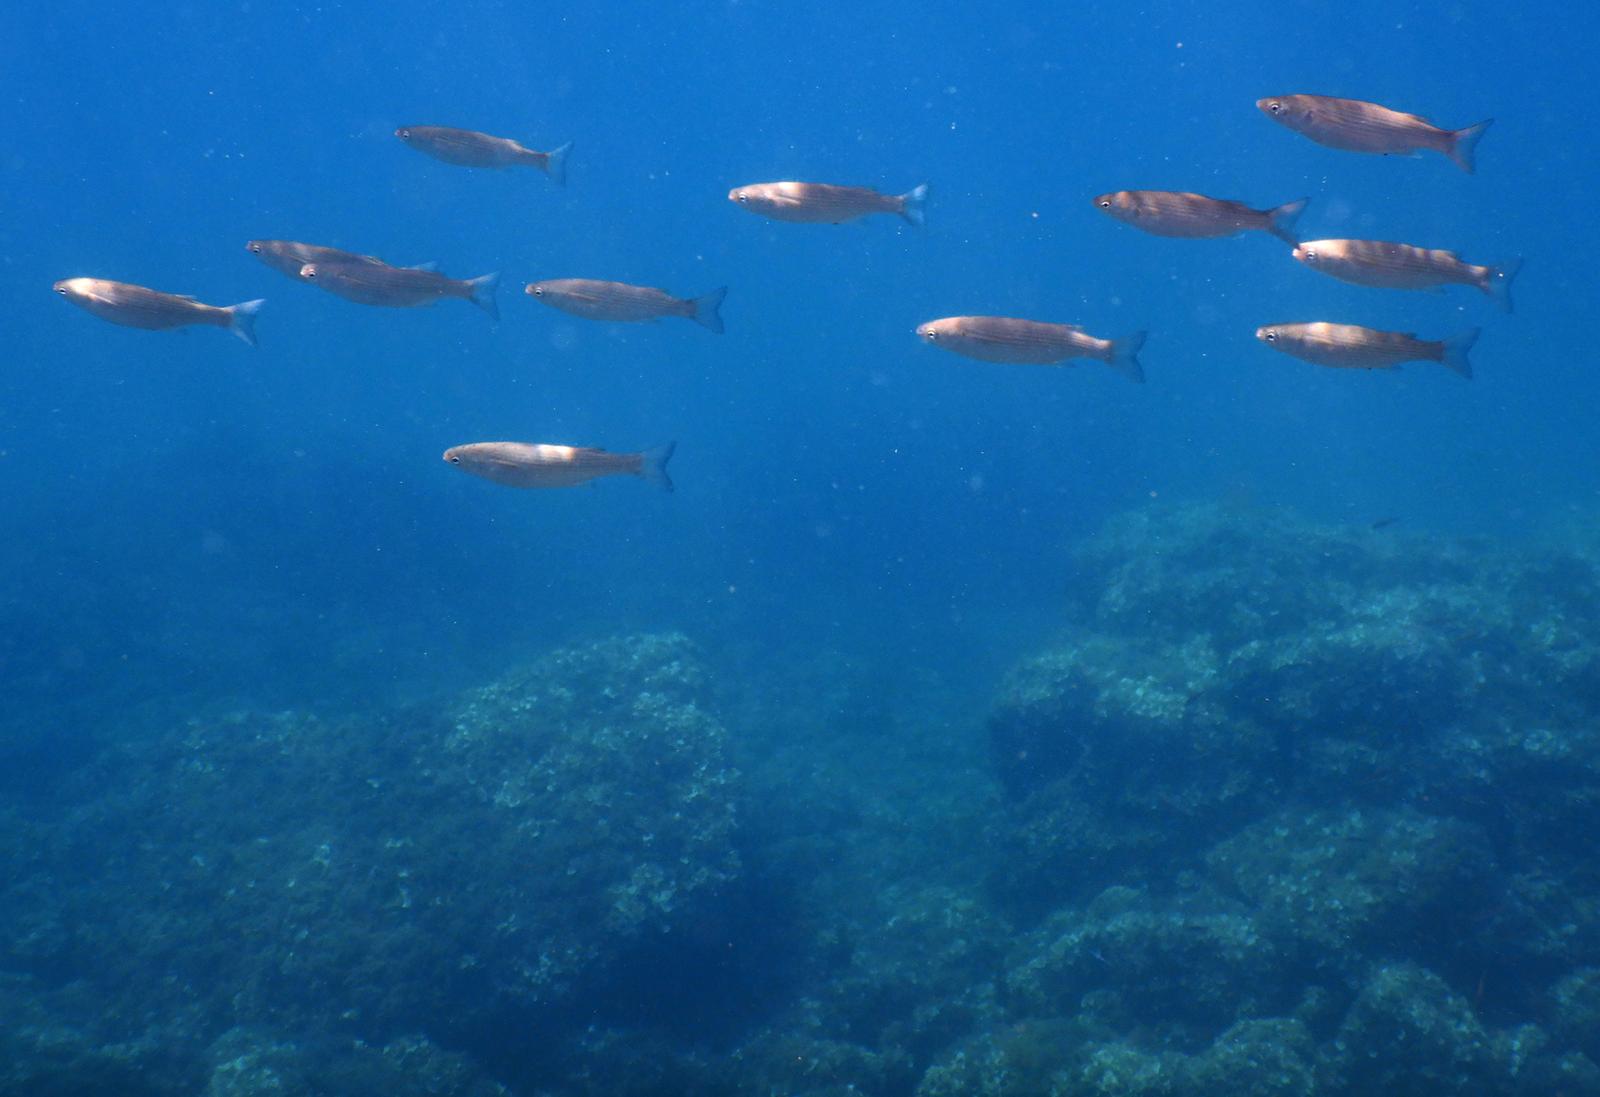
<box><xmin>4</xmin><ymin>3</ymin><xmax>1600</xmax><ymax>1094</ymax></box>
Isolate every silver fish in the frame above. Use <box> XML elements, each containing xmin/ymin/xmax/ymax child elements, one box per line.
<box><xmin>728</xmin><ymin>181</ymin><xmax>928</xmax><ymax>225</ymax></box>
<box><xmin>1256</xmin><ymin>321</ymin><xmax>1476</xmax><ymax>378</ymax></box>
<box><xmin>54</xmin><ymin>277</ymin><xmax>263</xmax><ymax>345</ymax></box>
<box><xmin>1257</xmin><ymin>94</ymin><xmax>1491</xmax><ymax>173</ymax></box>
<box><xmin>443</xmin><ymin>441</ymin><xmax>676</xmax><ymax>491</ymax></box>
<box><xmin>1292</xmin><ymin>239</ymin><xmax>1521</xmax><ymax>313</ymax></box>
<box><xmin>1094</xmin><ymin>190</ymin><xmax>1307</xmax><ymax>245</ymax></box>
<box><xmin>246</xmin><ymin>240</ymin><xmax>386</xmax><ymax>280</ymax></box>
<box><xmin>396</xmin><ymin>126</ymin><xmax>572</xmax><ymax>184</ymax></box>
<box><xmin>299</xmin><ymin>262</ymin><xmax>499</xmax><ymax>319</ymax></box>
<box><xmin>916</xmin><ymin>316</ymin><xmax>1145</xmax><ymax>382</ymax></box>
<box><xmin>526</xmin><ymin>279</ymin><xmax>726</xmax><ymax>333</ymax></box>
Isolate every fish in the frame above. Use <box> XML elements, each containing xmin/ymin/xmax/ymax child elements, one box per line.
<box><xmin>1256</xmin><ymin>94</ymin><xmax>1492</xmax><ymax>173</ymax></box>
<box><xmin>526</xmin><ymin>279</ymin><xmax>727</xmax><ymax>333</ymax></box>
<box><xmin>1093</xmin><ymin>190</ymin><xmax>1308</xmax><ymax>245</ymax></box>
<box><xmin>246</xmin><ymin>240</ymin><xmax>387</xmax><ymax>281</ymax></box>
<box><xmin>443</xmin><ymin>441</ymin><xmax>676</xmax><ymax>492</ymax></box>
<box><xmin>1255</xmin><ymin>322</ymin><xmax>1477</xmax><ymax>378</ymax></box>
<box><xmin>728</xmin><ymin>181</ymin><xmax>928</xmax><ymax>225</ymax></box>
<box><xmin>395</xmin><ymin>126</ymin><xmax>572</xmax><ymax>184</ymax></box>
<box><xmin>915</xmin><ymin>316</ymin><xmax>1145</xmax><ymax>383</ymax></box>
<box><xmin>299</xmin><ymin>262</ymin><xmax>500</xmax><ymax>319</ymax></box>
<box><xmin>54</xmin><ymin>278</ymin><xmax>263</xmax><ymax>345</ymax></box>
<box><xmin>1291</xmin><ymin>239</ymin><xmax>1522</xmax><ymax>313</ymax></box>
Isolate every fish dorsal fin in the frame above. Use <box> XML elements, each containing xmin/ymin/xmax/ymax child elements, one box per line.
<box><xmin>407</xmin><ymin>261</ymin><xmax>440</xmax><ymax>273</ymax></box>
<box><xmin>173</xmin><ymin>294</ymin><xmax>198</xmax><ymax>301</ymax></box>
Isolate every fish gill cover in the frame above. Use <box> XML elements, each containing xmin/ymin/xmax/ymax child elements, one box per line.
<box><xmin>3</xmin><ymin>1</ymin><xmax>1600</xmax><ymax>1096</ymax></box>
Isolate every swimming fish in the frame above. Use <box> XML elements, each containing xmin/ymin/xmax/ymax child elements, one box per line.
<box><xmin>54</xmin><ymin>278</ymin><xmax>263</xmax><ymax>345</ymax></box>
<box><xmin>1256</xmin><ymin>95</ymin><xmax>1492</xmax><ymax>174</ymax></box>
<box><xmin>526</xmin><ymin>279</ymin><xmax>727</xmax><ymax>333</ymax></box>
<box><xmin>395</xmin><ymin>126</ymin><xmax>572</xmax><ymax>184</ymax></box>
<box><xmin>1255</xmin><ymin>322</ymin><xmax>1476</xmax><ymax>378</ymax></box>
<box><xmin>915</xmin><ymin>316</ymin><xmax>1145</xmax><ymax>383</ymax></box>
<box><xmin>1093</xmin><ymin>190</ymin><xmax>1308</xmax><ymax>245</ymax></box>
<box><xmin>299</xmin><ymin>262</ymin><xmax>500</xmax><ymax>320</ymax></box>
<box><xmin>246</xmin><ymin>240</ymin><xmax>386</xmax><ymax>280</ymax></box>
<box><xmin>728</xmin><ymin>181</ymin><xmax>928</xmax><ymax>225</ymax></box>
<box><xmin>443</xmin><ymin>441</ymin><xmax>676</xmax><ymax>492</ymax></box>
<box><xmin>1291</xmin><ymin>239</ymin><xmax>1521</xmax><ymax>313</ymax></box>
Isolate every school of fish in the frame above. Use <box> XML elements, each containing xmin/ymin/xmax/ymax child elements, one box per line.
<box><xmin>53</xmin><ymin>100</ymin><xmax>1517</xmax><ymax>495</ymax></box>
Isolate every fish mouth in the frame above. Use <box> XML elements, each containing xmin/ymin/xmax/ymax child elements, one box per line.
<box><xmin>1290</xmin><ymin>247</ymin><xmax>1305</xmax><ymax>261</ymax></box>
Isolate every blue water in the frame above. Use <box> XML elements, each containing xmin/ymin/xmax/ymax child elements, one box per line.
<box><xmin>4</xmin><ymin>2</ymin><xmax>1598</xmax><ymax>1093</ymax></box>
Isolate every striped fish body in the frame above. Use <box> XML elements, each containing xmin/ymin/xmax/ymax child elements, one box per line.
<box><xmin>916</xmin><ymin>316</ymin><xmax>1091</xmax><ymax>364</ymax></box>
<box><xmin>1293</xmin><ymin>239</ymin><xmax>1488</xmax><ymax>292</ymax></box>
<box><xmin>396</xmin><ymin>126</ymin><xmax>540</xmax><ymax>168</ymax></box>
<box><xmin>54</xmin><ymin>278</ymin><xmax>231</xmax><ymax>331</ymax></box>
<box><xmin>300</xmin><ymin>261</ymin><xmax>470</xmax><ymax>307</ymax></box>
<box><xmin>728</xmin><ymin>181</ymin><xmax>920</xmax><ymax>224</ymax></box>
<box><xmin>1257</xmin><ymin>322</ymin><xmax>1443</xmax><ymax>369</ymax></box>
<box><xmin>444</xmin><ymin>441</ymin><xmax>676</xmax><ymax>492</ymax></box>
<box><xmin>445</xmin><ymin>443</ymin><xmax>640</xmax><ymax>487</ymax></box>
<box><xmin>527</xmin><ymin>279</ymin><xmax>694</xmax><ymax>323</ymax></box>
<box><xmin>1261</xmin><ymin>95</ymin><xmax>1450</xmax><ymax>154</ymax></box>
<box><xmin>1097</xmin><ymin>191</ymin><xmax>1271</xmax><ymax>238</ymax></box>
<box><xmin>247</xmin><ymin>240</ymin><xmax>383</xmax><ymax>280</ymax></box>
<box><xmin>1257</xmin><ymin>94</ymin><xmax>1490</xmax><ymax>172</ymax></box>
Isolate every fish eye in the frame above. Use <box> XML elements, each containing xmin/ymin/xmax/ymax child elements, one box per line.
<box><xmin>1265</xmin><ymin>330</ymin><xmax>1278</xmax><ymax>341</ymax></box>
<box><xmin>449</xmin><ymin>456</ymin><xmax>460</xmax><ymax>464</ymax></box>
<box><xmin>924</xmin><ymin>330</ymin><xmax>938</xmax><ymax>341</ymax></box>
<box><xmin>398</xmin><ymin>128</ymin><xmax>410</xmax><ymax>139</ymax></box>
<box><xmin>736</xmin><ymin>193</ymin><xmax>747</xmax><ymax>203</ymax></box>
<box><xmin>1302</xmin><ymin>249</ymin><xmax>1316</xmax><ymax>262</ymax></box>
<box><xmin>249</xmin><ymin>243</ymin><xmax>261</xmax><ymax>253</ymax></box>
<box><xmin>533</xmin><ymin>287</ymin><xmax>543</xmax><ymax>296</ymax></box>
<box><xmin>1268</xmin><ymin>102</ymin><xmax>1283</xmax><ymax>115</ymax></box>
<box><xmin>1099</xmin><ymin>200</ymin><xmax>1111</xmax><ymax>209</ymax></box>
<box><xmin>56</xmin><ymin>286</ymin><xmax>66</xmax><ymax>294</ymax></box>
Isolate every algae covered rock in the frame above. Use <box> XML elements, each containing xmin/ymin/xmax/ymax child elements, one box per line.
<box><xmin>1206</xmin><ymin>807</ymin><xmax>1494</xmax><ymax>971</ymax></box>
<box><xmin>1005</xmin><ymin>885</ymin><xmax>1287</xmax><ymax>1042</ymax></box>
<box><xmin>1328</xmin><ymin>963</ymin><xmax>1495</xmax><ymax>1095</ymax></box>
<box><xmin>0</xmin><ymin>632</ymin><xmax>741</xmax><ymax>1049</ymax></box>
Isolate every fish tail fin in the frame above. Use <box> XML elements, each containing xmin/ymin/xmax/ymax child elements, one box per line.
<box><xmin>1439</xmin><ymin>328</ymin><xmax>1478</xmax><ymax>379</ymax></box>
<box><xmin>898</xmin><ymin>183</ymin><xmax>929</xmax><ymax>226</ymax></box>
<box><xmin>639</xmin><ymin>441</ymin><xmax>676</xmax><ymax>492</ymax></box>
<box><xmin>467</xmin><ymin>272</ymin><xmax>501</xmax><ymax>320</ymax></box>
<box><xmin>1266</xmin><ymin>197</ymin><xmax>1310</xmax><ymax>245</ymax></box>
<box><xmin>1484</xmin><ymin>256</ymin><xmax>1522</xmax><ymax>314</ymax></box>
<box><xmin>539</xmin><ymin>140</ymin><xmax>573</xmax><ymax>185</ymax></box>
<box><xmin>1107</xmin><ymin>331</ymin><xmax>1147</xmax><ymax>383</ymax></box>
<box><xmin>690</xmin><ymin>286</ymin><xmax>727</xmax><ymax>333</ymax></box>
<box><xmin>1448</xmin><ymin>119</ymin><xmax>1492</xmax><ymax>174</ymax></box>
<box><xmin>227</xmin><ymin>299</ymin><xmax>265</xmax><ymax>346</ymax></box>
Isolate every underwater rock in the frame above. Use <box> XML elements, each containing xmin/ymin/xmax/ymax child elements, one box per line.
<box><xmin>711</xmin><ymin>1031</ymin><xmax>915</xmax><ymax>1097</ymax></box>
<box><xmin>1188</xmin><ymin>1018</ymin><xmax>1318</xmax><ymax>1097</ymax></box>
<box><xmin>0</xmin><ymin>633</ymin><xmax>741</xmax><ymax>1055</ymax></box>
<box><xmin>1207</xmin><ymin>806</ymin><xmax>1495</xmax><ymax>984</ymax></box>
<box><xmin>803</xmin><ymin>884</ymin><xmax>1006</xmax><ymax>1060</ymax></box>
<box><xmin>1004</xmin><ymin>885</ymin><xmax>1288</xmax><ymax>1045</ymax></box>
<box><xmin>1328</xmin><ymin>963</ymin><xmax>1495</xmax><ymax>1095</ymax></box>
<box><xmin>988</xmin><ymin>636</ymin><xmax>1279</xmax><ymax>909</ymax></box>
<box><xmin>1552</xmin><ymin>968</ymin><xmax>1600</xmax><ymax>1066</ymax></box>
<box><xmin>200</xmin><ymin>1026</ymin><xmax>510</xmax><ymax>1097</ymax></box>
<box><xmin>0</xmin><ymin>974</ymin><xmax>194</xmax><ymax>1097</ymax></box>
